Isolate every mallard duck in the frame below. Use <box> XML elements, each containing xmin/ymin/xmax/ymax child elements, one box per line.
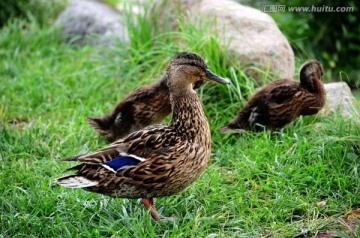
<box><xmin>56</xmin><ymin>52</ymin><xmax>229</xmax><ymax>221</ymax></box>
<box><xmin>221</xmin><ymin>60</ymin><xmax>325</xmax><ymax>133</ymax></box>
<box><xmin>88</xmin><ymin>72</ymin><xmax>204</xmax><ymax>142</ymax></box>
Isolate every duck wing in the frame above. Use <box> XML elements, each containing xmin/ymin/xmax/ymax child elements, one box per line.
<box><xmin>56</xmin><ymin>152</ymin><xmax>147</xmax><ymax>188</ymax></box>
<box><xmin>268</xmin><ymin>84</ymin><xmax>302</xmax><ymax>104</ymax></box>
<box><xmin>56</xmin><ymin>124</ymin><xmax>176</xmax><ymax>189</ymax></box>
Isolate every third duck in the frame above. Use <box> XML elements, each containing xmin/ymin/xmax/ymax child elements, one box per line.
<box><xmin>221</xmin><ymin>60</ymin><xmax>326</xmax><ymax>133</ymax></box>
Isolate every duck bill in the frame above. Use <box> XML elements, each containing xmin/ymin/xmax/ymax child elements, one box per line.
<box><xmin>205</xmin><ymin>69</ymin><xmax>230</xmax><ymax>84</ymax></box>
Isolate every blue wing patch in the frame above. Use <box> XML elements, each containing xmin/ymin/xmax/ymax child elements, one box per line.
<box><xmin>105</xmin><ymin>155</ymin><xmax>141</xmax><ymax>170</ymax></box>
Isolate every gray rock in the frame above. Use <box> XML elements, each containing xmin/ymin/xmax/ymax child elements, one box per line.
<box><xmin>142</xmin><ymin>0</ymin><xmax>295</xmax><ymax>80</ymax></box>
<box><xmin>323</xmin><ymin>82</ymin><xmax>360</xmax><ymax>122</ymax></box>
<box><xmin>55</xmin><ymin>0</ymin><xmax>128</xmax><ymax>46</ymax></box>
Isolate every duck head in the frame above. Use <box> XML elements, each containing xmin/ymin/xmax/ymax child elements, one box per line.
<box><xmin>166</xmin><ymin>52</ymin><xmax>229</xmax><ymax>94</ymax></box>
<box><xmin>299</xmin><ymin>60</ymin><xmax>324</xmax><ymax>92</ymax></box>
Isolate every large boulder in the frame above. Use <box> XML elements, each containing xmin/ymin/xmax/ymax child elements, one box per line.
<box><xmin>323</xmin><ymin>82</ymin><xmax>359</xmax><ymax>123</ymax></box>
<box><xmin>142</xmin><ymin>0</ymin><xmax>295</xmax><ymax>80</ymax></box>
<box><xmin>55</xmin><ymin>0</ymin><xmax>128</xmax><ymax>46</ymax></box>
<box><xmin>196</xmin><ymin>0</ymin><xmax>295</xmax><ymax>80</ymax></box>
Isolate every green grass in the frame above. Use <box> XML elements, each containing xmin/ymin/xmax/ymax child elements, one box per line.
<box><xmin>1</xmin><ymin>4</ymin><xmax>360</xmax><ymax>238</ymax></box>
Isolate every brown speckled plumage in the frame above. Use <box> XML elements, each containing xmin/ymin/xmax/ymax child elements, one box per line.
<box><xmin>56</xmin><ymin>52</ymin><xmax>229</xmax><ymax>221</ymax></box>
<box><xmin>221</xmin><ymin>60</ymin><xmax>326</xmax><ymax>133</ymax></box>
<box><xmin>88</xmin><ymin>70</ymin><xmax>204</xmax><ymax>142</ymax></box>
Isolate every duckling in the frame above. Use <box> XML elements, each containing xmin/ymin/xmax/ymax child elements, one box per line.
<box><xmin>221</xmin><ymin>60</ymin><xmax>325</xmax><ymax>133</ymax></box>
<box><xmin>56</xmin><ymin>52</ymin><xmax>229</xmax><ymax>221</ymax></box>
<box><xmin>88</xmin><ymin>72</ymin><xmax>204</xmax><ymax>142</ymax></box>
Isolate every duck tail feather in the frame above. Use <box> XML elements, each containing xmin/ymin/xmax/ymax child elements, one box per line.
<box><xmin>87</xmin><ymin>116</ymin><xmax>112</xmax><ymax>131</ymax></box>
<box><xmin>55</xmin><ymin>175</ymin><xmax>98</xmax><ymax>188</ymax></box>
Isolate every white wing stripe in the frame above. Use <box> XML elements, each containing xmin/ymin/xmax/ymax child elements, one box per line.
<box><xmin>119</xmin><ymin>152</ymin><xmax>146</xmax><ymax>162</ymax></box>
<box><xmin>101</xmin><ymin>164</ymin><xmax>117</xmax><ymax>173</ymax></box>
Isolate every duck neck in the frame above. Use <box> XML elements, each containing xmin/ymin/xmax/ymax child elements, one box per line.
<box><xmin>313</xmin><ymin>79</ymin><xmax>325</xmax><ymax>95</ymax></box>
<box><xmin>300</xmin><ymin>75</ymin><xmax>324</xmax><ymax>94</ymax></box>
<box><xmin>313</xmin><ymin>79</ymin><xmax>326</xmax><ymax>108</ymax></box>
<box><xmin>170</xmin><ymin>89</ymin><xmax>210</xmax><ymax>141</ymax></box>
